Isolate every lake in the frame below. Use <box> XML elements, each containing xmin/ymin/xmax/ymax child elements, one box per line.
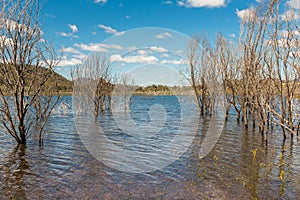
<box><xmin>0</xmin><ymin>95</ymin><xmax>299</xmax><ymax>199</ymax></box>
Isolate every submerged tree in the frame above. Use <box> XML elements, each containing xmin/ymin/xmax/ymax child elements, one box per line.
<box><xmin>0</xmin><ymin>0</ymin><xmax>59</xmax><ymax>144</ymax></box>
<box><xmin>71</xmin><ymin>54</ymin><xmax>112</xmax><ymax>117</ymax></box>
<box><xmin>186</xmin><ymin>0</ymin><xmax>300</xmax><ymax>144</ymax></box>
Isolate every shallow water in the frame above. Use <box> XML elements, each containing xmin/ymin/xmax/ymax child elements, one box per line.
<box><xmin>0</xmin><ymin>96</ymin><xmax>299</xmax><ymax>199</ymax></box>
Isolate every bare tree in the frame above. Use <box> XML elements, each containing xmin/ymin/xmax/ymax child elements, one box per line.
<box><xmin>265</xmin><ymin>0</ymin><xmax>300</xmax><ymax>139</ymax></box>
<box><xmin>0</xmin><ymin>0</ymin><xmax>59</xmax><ymax>144</ymax></box>
<box><xmin>71</xmin><ymin>54</ymin><xmax>112</xmax><ymax>117</ymax></box>
<box><xmin>215</xmin><ymin>33</ymin><xmax>242</xmax><ymax>121</ymax></box>
<box><xmin>112</xmin><ymin>73</ymin><xmax>134</xmax><ymax>113</ymax></box>
<box><xmin>187</xmin><ymin>35</ymin><xmax>216</xmax><ymax>116</ymax></box>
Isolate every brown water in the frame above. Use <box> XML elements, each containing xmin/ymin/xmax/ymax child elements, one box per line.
<box><xmin>0</xmin><ymin>96</ymin><xmax>300</xmax><ymax>199</ymax></box>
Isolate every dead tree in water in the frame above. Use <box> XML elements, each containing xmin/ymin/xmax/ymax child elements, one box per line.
<box><xmin>0</xmin><ymin>0</ymin><xmax>59</xmax><ymax>145</ymax></box>
<box><xmin>187</xmin><ymin>35</ymin><xmax>217</xmax><ymax>116</ymax></box>
<box><xmin>71</xmin><ymin>54</ymin><xmax>112</xmax><ymax>117</ymax></box>
<box><xmin>186</xmin><ymin>0</ymin><xmax>300</xmax><ymax>143</ymax></box>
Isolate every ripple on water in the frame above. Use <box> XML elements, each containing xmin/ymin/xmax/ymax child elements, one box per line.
<box><xmin>0</xmin><ymin>96</ymin><xmax>300</xmax><ymax>199</ymax></box>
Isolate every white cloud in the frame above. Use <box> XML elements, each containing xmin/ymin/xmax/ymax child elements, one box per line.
<box><xmin>74</xmin><ymin>43</ymin><xmax>123</xmax><ymax>52</ymax></box>
<box><xmin>60</xmin><ymin>47</ymin><xmax>81</xmax><ymax>54</ymax></box>
<box><xmin>127</xmin><ymin>46</ymin><xmax>137</xmax><ymax>51</ymax></box>
<box><xmin>228</xmin><ymin>33</ymin><xmax>236</xmax><ymax>38</ymax></box>
<box><xmin>58</xmin><ymin>32</ymin><xmax>79</xmax><ymax>38</ymax></box>
<box><xmin>177</xmin><ymin>0</ymin><xmax>226</xmax><ymax>8</ymax></box>
<box><xmin>73</xmin><ymin>53</ymin><xmax>88</xmax><ymax>60</ymax></box>
<box><xmin>58</xmin><ymin>24</ymin><xmax>79</xmax><ymax>38</ymax></box>
<box><xmin>98</xmin><ymin>24</ymin><xmax>125</xmax><ymax>36</ymax></box>
<box><xmin>110</xmin><ymin>54</ymin><xmax>158</xmax><ymax>64</ymax></box>
<box><xmin>137</xmin><ymin>50</ymin><xmax>148</xmax><ymax>55</ymax></box>
<box><xmin>161</xmin><ymin>53</ymin><xmax>170</xmax><ymax>58</ymax></box>
<box><xmin>281</xmin><ymin>9</ymin><xmax>300</xmax><ymax>21</ymax></box>
<box><xmin>57</xmin><ymin>57</ymin><xmax>82</xmax><ymax>67</ymax></box>
<box><xmin>0</xmin><ymin>18</ymin><xmax>39</xmax><ymax>34</ymax></box>
<box><xmin>161</xmin><ymin>58</ymin><xmax>188</xmax><ymax>65</ymax></box>
<box><xmin>177</xmin><ymin>1</ymin><xmax>185</xmax><ymax>6</ymax></box>
<box><xmin>236</xmin><ymin>8</ymin><xmax>256</xmax><ymax>22</ymax></box>
<box><xmin>155</xmin><ymin>32</ymin><xmax>173</xmax><ymax>39</ymax></box>
<box><xmin>149</xmin><ymin>46</ymin><xmax>168</xmax><ymax>53</ymax></box>
<box><xmin>126</xmin><ymin>15</ymin><xmax>131</xmax><ymax>19</ymax></box>
<box><xmin>74</xmin><ymin>43</ymin><xmax>108</xmax><ymax>52</ymax></box>
<box><xmin>176</xmin><ymin>50</ymin><xmax>184</xmax><ymax>55</ymax></box>
<box><xmin>163</xmin><ymin>1</ymin><xmax>172</xmax><ymax>5</ymax></box>
<box><xmin>68</xmin><ymin>24</ymin><xmax>78</xmax><ymax>33</ymax></box>
<box><xmin>94</xmin><ymin>0</ymin><xmax>107</xmax><ymax>4</ymax></box>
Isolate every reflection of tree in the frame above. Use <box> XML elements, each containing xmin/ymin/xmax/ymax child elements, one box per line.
<box><xmin>278</xmin><ymin>138</ymin><xmax>294</xmax><ymax>197</ymax></box>
<box><xmin>239</xmin><ymin>129</ymin><xmax>259</xmax><ymax>198</ymax></box>
<box><xmin>2</xmin><ymin>144</ymin><xmax>30</xmax><ymax>198</ymax></box>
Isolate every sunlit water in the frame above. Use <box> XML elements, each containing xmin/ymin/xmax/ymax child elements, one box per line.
<box><xmin>0</xmin><ymin>96</ymin><xmax>299</xmax><ymax>199</ymax></box>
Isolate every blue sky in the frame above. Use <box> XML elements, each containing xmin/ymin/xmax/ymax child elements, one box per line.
<box><xmin>40</xmin><ymin>0</ymin><xmax>298</xmax><ymax>85</ymax></box>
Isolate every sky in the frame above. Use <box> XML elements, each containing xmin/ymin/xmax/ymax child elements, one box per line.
<box><xmin>40</xmin><ymin>0</ymin><xmax>299</xmax><ymax>85</ymax></box>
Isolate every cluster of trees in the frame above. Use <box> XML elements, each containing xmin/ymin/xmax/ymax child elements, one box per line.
<box><xmin>71</xmin><ymin>54</ymin><xmax>136</xmax><ymax>115</ymax></box>
<box><xmin>135</xmin><ymin>84</ymin><xmax>171</xmax><ymax>95</ymax></box>
<box><xmin>71</xmin><ymin>54</ymin><xmax>114</xmax><ymax>117</ymax></box>
<box><xmin>0</xmin><ymin>0</ymin><xmax>60</xmax><ymax>144</ymax></box>
<box><xmin>187</xmin><ymin>0</ymin><xmax>300</xmax><ymax>143</ymax></box>
<box><xmin>1</xmin><ymin>0</ymin><xmax>299</xmax><ymax>147</ymax></box>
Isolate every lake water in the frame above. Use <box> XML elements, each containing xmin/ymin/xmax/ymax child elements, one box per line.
<box><xmin>0</xmin><ymin>96</ymin><xmax>300</xmax><ymax>199</ymax></box>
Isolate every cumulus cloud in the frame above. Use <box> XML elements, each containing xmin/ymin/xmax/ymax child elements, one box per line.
<box><xmin>281</xmin><ymin>9</ymin><xmax>300</xmax><ymax>21</ymax></box>
<box><xmin>110</xmin><ymin>54</ymin><xmax>158</xmax><ymax>64</ymax></box>
<box><xmin>163</xmin><ymin>1</ymin><xmax>172</xmax><ymax>5</ymax></box>
<box><xmin>160</xmin><ymin>58</ymin><xmax>188</xmax><ymax>65</ymax></box>
<box><xmin>68</xmin><ymin>24</ymin><xmax>78</xmax><ymax>33</ymax></box>
<box><xmin>98</xmin><ymin>24</ymin><xmax>125</xmax><ymax>36</ymax></box>
<box><xmin>94</xmin><ymin>0</ymin><xmax>107</xmax><ymax>4</ymax></box>
<box><xmin>73</xmin><ymin>54</ymin><xmax>88</xmax><ymax>60</ymax></box>
<box><xmin>149</xmin><ymin>46</ymin><xmax>168</xmax><ymax>53</ymax></box>
<box><xmin>74</xmin><ymin>43</ymin><xmax>123</xmax><ymax>52</ymax></box>
<box><xmin>228</xmin><ymin>33</ymin><xmax>236</xmax><ymax>38</ymax></box>
<box><xmin>177</xmin><ymin>0</ymin><xmax>226</xmax><ymax>8</ymax></box>
<box><xmin>74</xmin><ymin>43</ymin><xmax>108</xmax><ymax>52</ymax></box>
<box><xmin>236</xmin><ymin>7</ymin><xmax>256</xmax><ymax>22</ymax></box>
<box><xmin>58</xmin><ymin>24</ymin><xmax>79</xmax><ymax>38</ymax></box>
<box><xmin>127</xmin><ymin>46</ymin><xmax>137</xmax><ymax>51</ymax></box>
<box><xmin>60</xmin><ymin>47</ymin><xmax>81</xmax><ymax>54</ymax></box>
<box><xmin>57</xmin><ymin>56</ymin><xmax>82</xmax><ymax>67</ymax></box>
<box><xmin>58</xmin><ymin>32</ymin><xmax>78</xmax><ymax>38</ymax></box>
<box><xmin>155</xmin><ymin>32</ymin><xmax>173</xmax><ymax>39</ymax></box>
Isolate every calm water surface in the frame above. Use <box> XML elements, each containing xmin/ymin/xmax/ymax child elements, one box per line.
<box><xmin>0</xmin><ymin>96</ymin><xmax>299</xmax><ymax>199</ymax></box>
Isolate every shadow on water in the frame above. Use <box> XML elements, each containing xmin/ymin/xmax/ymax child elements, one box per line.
<box><xmin>0</xmin><ymin>96</ymin><xmax>299</xmax><ymax>199</ymax></box>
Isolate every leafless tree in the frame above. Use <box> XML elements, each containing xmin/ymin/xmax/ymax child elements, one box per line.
<box><xmin>265</xmin><ymin>0</ymin><xmax>300</xmax><ymax>139</ymax></box>
<box><xmin>187</xmin><ymin>0</ymin><xmax>300</xmax><ymax>144</ymax></box>
<box><xmin>0</xmin><ymin>0</ymin><xmax>59</xmax><ymax>145</ymax></box>
<box><xmin>215</xmin><ymin>33</ymin><xmax>242</xmax><ymax>121</ymax></box>
<box><xmin>112</xmin><ymin>73</ymin><xmax>134</xmax><ymax>113</ymax></box>
<box><xmin>71</xmin><ymin>54</ymin><xmax>112</xmax><ymax>118</ymax></box>
<box><xmin>187</xmin><ymin>35</ymin><xmax>216</xmax><ymax>116</ymax></box>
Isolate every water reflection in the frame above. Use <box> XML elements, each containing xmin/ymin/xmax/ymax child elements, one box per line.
<box><xmin>1</xmin><ymin>144</ymin><xmax>30</xmax><ymax>199</ymax></box>
<box><xmin>0</xmin><ymin>96</ymin><xmax>299</xmax><ymax>199</ymax></box>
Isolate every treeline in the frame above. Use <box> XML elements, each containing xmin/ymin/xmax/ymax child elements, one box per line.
<box><xmin>186</xmin><ymin>0</ymin><xmax>300</xmax><ymax>142</ymax></box>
